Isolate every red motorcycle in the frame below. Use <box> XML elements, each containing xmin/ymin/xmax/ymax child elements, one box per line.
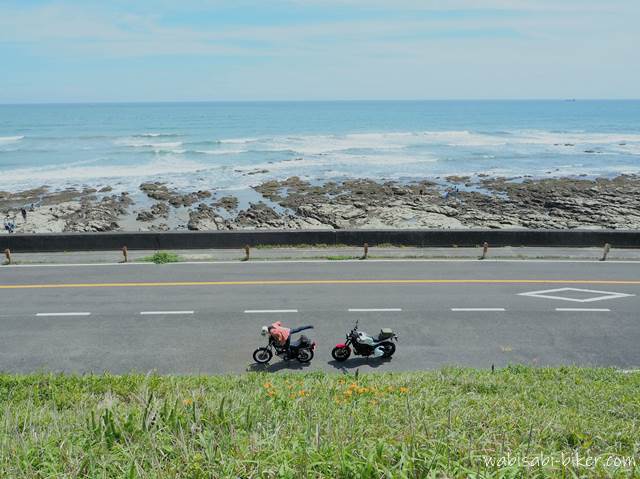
<box><xmin>331</xmin><ymin>321</ymin><xmax>397</xmax><ymax>361</ymax></box>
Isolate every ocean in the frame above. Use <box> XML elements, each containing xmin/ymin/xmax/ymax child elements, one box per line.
<box><xmin>0</xmin><ymin>100</ymin><xmax>639</xmax><ymax>195</ymax></box>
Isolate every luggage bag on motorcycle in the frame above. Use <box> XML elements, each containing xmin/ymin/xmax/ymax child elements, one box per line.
<box><xmin>378</xmin><ymin>328</ymin><xmax>394</xmax><ymax>340</ymax></box>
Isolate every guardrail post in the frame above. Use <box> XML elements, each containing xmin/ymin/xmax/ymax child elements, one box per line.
<box><xmin>479</xmin><ymin>242</ymin><xmax>489</xmax><ymax>260</ymax></box>
<box><xmin>244</xmin><ymin>244</ymin><xmax>250</xmax><ymax>261</ymax></box>
<box><xmin>121</xmin><ymin>246</ymin><xmax>128</xmax><ymax>263</ymax></box>
<box><xmin>3</xmin><ymin>248</ymin><xmax>11</xmax><ymax>265</ymax></box>
<box><xmin>600</xmin><ymin>243</ymin><xmax>611</xmax><ymax>262</ymax></box>
<box><xmin>362</xmin><ymin>243</ymin><xmax>369</xmax><ymax>260</ymax></box>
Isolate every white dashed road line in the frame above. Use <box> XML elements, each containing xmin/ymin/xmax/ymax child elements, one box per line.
<box><xmin>140</xmin><ymin>311</ymin><xmax>195</xmax><ymax>315</ymax></box>
<box><xmin>555</xmin><ymin>308</ymin><xmax>611</xmax><ymax>312</ymax></box>
<box><xmin>244</xmin><ymin>309</ymin><xmax>298</xmax><ymax>314</ymax></box>
<box><xmin>29</xmin><ymin>305</ymin><xmax>618</xmax><ymax>317</ymax></box>
<box><xmin>451</xmin><ymin>308</ymin><xmax>506</xmax><ymax>312</ymax></box>
<box><xmin>348</xmin><ymin>308</ymin><xmax>402</xmax><ymax>312</ymax></box>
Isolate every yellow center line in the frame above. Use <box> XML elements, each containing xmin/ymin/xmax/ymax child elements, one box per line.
<box><xmin>0</xmin><ymin>279</ymin><xmax>639</xmax><ymax>289</ymax></box>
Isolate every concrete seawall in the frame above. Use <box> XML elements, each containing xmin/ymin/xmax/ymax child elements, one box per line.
<box><xmin>1</xmin><ymin>229</ymin><xmax>639</xmax><ymax>253</ymax></box>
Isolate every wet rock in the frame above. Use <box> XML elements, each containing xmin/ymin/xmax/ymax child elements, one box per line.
<box><xmin>446</xmin><ymin>175</ymin><xmax>471</xmax><ymax>184</ymax></box>
<box><xmin>141</xmin><ymin>183</ymin><xmax>172</xmax><ymax>201</ymax></box>
<box><xmin>136</xmin><ymin>210</ymin><xmax>155</xmax><ymax>222</ymax></box>
<box><xmin>187</xmin><ymin>204</ymin><xmax>230</xmax><ymax>231</ymax></box>
<box><xmin>140</xmin><ymin>183</ymin><xmax>210</xmax><ymax>208</ymax></box>
<box><xmin>246</xmin><ymin>169</ymin><xmax>269</xmax><ymax>176</ymax></box>
<box><xmin>234</xmin><ymin>202</ymin><xmax>284</xmax><ymax>228</ymax></box>
<box><xmin>64</xmin><ymin>194</ymin><xmax>131</xmax><ymax>232</ymax></box>
<box><xmin>212</xmin><ymin>196</ymin><xmax>239</xmax><ymax>212</ymax></box>
<box><xmin>150</xmin><ymin>223</ymin><xmax>170</xmax><ymax>232</ymax></box>
<box><xmin>137</xmin><ymin>201</ymin><xmax>169</xmax><ymax>222</ymax></box>
<box><xmin>5</xmin><ymin>173</ymin><xmax>640</xmax><ymax>233</ymax></box>
<box><xmin>247</xmin><ymin>174</ymin><xmax>640</xmax><ymax>230</ymax></box>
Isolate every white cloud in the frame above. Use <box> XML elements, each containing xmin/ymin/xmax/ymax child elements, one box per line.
<box><xmin>0</xmin><ymin>0</ymin><xmax>633</xmax><ymax>58</ymax></box>
<box><xmin>282</xmin><ymin>0</ymin><xmax>628</xmax><ymax>13</ymax></box>
<box><xmin>0</xmin><ymin>0</ymin><xmax>638</xmax><ymax>100</ymax></box>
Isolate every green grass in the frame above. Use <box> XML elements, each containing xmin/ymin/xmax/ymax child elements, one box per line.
<box><xmin>139</xmin><ymin>251</ymin><xmax>181</xmax><ymax>264</ymax></box>
<box><xmin>0</xmin><ymin>368</ymin><xmax>638</xmax><ymax>478</ymax></box>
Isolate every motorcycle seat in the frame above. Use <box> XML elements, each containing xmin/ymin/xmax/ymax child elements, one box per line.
<box><xmin>290</xmin><ymin>335</ymin><xmax>311</xmax><ymax>349</ymax></box>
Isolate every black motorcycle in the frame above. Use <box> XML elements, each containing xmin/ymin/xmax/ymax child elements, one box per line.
<box><xmin>331</xmin><ymin>320</ymin><xmax>397</xmax><ymax>361</ymax></box>
<box><xmin>253</xmin><ymin>327</ymin><xmax>316</xmax><ymax>364</ymax></box>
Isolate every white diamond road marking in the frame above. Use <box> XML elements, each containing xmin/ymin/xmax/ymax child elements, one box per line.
<box><xmin>518</xmin><ymin>287</ymin><xmax>634</xmax><ymax>303</ymax></box>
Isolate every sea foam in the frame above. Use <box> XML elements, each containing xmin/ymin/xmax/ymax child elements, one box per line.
<box><xmin>0</xmin><ymin>135</ymin><xmax>24</xmax><ymax>144</ymax></box>
<box><xmin>2</xmin><ymin>117</ymin><xmax>640</xmax><ymax>194</ymax></box>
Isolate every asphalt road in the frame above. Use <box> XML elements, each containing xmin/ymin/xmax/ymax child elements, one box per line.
<box><xmin>1</xmin><ymin>259</ymin><xmax>639</xmax><ymax>374</ymax></box>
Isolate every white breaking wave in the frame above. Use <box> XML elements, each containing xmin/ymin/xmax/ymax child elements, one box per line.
<box><xmin>214</xmin><ymin>130</ymin><xmax>640</xmax><ymax>156</ymax></box>
<box><xmin>417</xmin><ymin>131</ymin><xmax>508</xmax><ymax>147</ymax></box>
<box><xmin>232</xmin><ymin>152</ymin><xmax>438</xmax><ymax>174</ymax></box>
<box><xmin>0</xmin><ymin>135</ymin><xmax>24</xmax><ymax>144</ymax></box>
<box><xmin>117</xmin><ymin>140</ymin><xmax>184</xmax><ymax>149</ymax></box>
<box><xmin>218</xmin><ymin>137</ymin><xmax>260</xmax><ymax>144</ymax></box>
<box><xmin>2</xmin><ymin>127</ymin><xmax>640</xmax><ymax>193</ymax></box>
<box><xmin>257</xmin><ymin>132</ymin><xmax>431</xmax><ymax>155</ymax></box>
<box><xmin>133</xmin><ymin>133</ymin><xmax>181</xmax><ymax>138</ymax></box>
<box><xmin>0</xmin><ymin>156</ymin><xmax>211</xmax><ymax>184</ymax></box>
<box><xmin>194</xmin><ymin>149</ymin><xmax>248</xmax><ymax>155</ymax></box>
<box><xmin>513</xmin><ymin>130</ymin><xmax>640</xmax><ymax>146</ymax></box>
<box><xmin>114</xmin><ymin>137</ymin><xmax>185</xmax><ymax>153</ymax></box>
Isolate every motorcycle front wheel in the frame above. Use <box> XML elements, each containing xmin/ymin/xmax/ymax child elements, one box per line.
<box><xmin>297</xmin><ymin>348</ymin><xmax>314</xmax><ymax>363</ymax></box>
<box><xmin>331</xmin><ymin>346</ymin><xmax>351</xmax><ymax>362</ymax></box>
<box><xmin>253</xmin><ymin>347</ymin><xmax>273</xmax><ymax>364</ymax></box>
<box><xmin>378</xmin><ymin>342</ymin><xmax>396</xmax><ymax>358</ymax></box>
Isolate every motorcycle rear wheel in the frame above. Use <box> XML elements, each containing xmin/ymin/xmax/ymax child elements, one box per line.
<box><xmin>331</xmin><ymin>346</ymin><xmax>351</xmax><ymax>362</ymax></box>
<box><xmin>379</xmin><ymin>342</ymin><xmax>396</xmax><ymax>358</ymax></box>
<box><xmin>297</xmin><ymin>348</ymin><xmax>314</xmax><ymax>363</ymax></box>
<box><xmin>253</xmin><ymin>347</ymin><xmax>273</xmax><ymax>364</ymax></box>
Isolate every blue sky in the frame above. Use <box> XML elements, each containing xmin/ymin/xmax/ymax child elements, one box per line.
<box><xmin>1</xmin><ymin>0</ymin><xmax>639</xmax><ymax>102</ymax></box>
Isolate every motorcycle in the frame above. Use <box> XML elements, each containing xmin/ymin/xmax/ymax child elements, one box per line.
<box><xmin>253</xmin><ymin>326</ymin><xmax>316</xmax><ymax>364</ymax></box>
<box><xmin>331</xmin><ymin>320</ymin><xmax>398</xmax><ymax>361</ymax></box>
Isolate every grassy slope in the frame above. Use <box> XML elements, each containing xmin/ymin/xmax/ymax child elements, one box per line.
<box><xmin>0</xmin><ymin>367</ymin><xmax>638</xmax><ymax>478</ymax></box>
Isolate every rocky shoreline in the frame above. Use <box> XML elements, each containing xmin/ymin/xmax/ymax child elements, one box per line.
<box><xmin>2</xmin><ymin>174</ymin><xmax>640</xmax><ymax>233</ymax></box>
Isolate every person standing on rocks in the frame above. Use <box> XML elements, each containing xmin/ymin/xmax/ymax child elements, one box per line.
<box><xmin>4</xmin><ymin>216</ymin><xmax>15</xmax><ymax>234</ymax></box>
<box><xmin>21</xmin><ymin>208</ymin><xmax>27</xmax><ymax>222</ymax></box>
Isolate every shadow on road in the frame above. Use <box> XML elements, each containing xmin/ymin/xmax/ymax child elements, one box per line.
<box><xmin>327</xmin><ymin>357</ymin><xmax>392</xmax><ymax>371</ymax></box>
<box><xmin>247</xmin><ymin>361</ymin><xmax>313</xmax><ymax>373</ymax></box>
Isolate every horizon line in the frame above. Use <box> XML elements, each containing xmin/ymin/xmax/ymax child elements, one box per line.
<box><xmin>1</xmin><ymin>98</ymin><xmax>639</xmax><ymax>106</ymax></box>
